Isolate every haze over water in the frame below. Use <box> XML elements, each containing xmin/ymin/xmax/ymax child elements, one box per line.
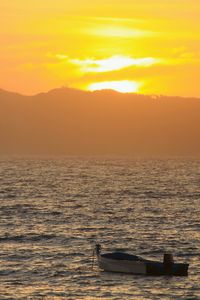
<box><xmin>0</xmin><ymin>157</ymin><xmax>199</xmax><ymax>299</ymax></box>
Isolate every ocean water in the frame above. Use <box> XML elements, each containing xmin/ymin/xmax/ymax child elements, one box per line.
<box><xmin>0</xmin><ymin>157</ymin><xmax>199</xmax><ymax>300</ymax></box>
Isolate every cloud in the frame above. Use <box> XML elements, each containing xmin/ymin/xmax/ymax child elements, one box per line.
<box><xmin>55</xmin><ymin>54</ymin><xmax>161</xmax><ymax>73</ymax></box>
<box><xmin>85</xmin><ymin>25</ymin><xmax>156</xmax><ymax>38</ymax></box>
<box><xmin>87</xmin><ymin>16</ymin><xmax>145</xmax><ymax>24</ymax></box>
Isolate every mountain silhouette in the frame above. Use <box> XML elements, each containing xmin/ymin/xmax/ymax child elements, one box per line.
<box><xmin>0</xmin><ymin>87</ymin><xmax>200</xmax><ymax>156</ymax></box>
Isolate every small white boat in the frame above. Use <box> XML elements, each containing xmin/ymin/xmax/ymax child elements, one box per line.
<box><xmin>95</xmin><ymin>244</ymin><xmax>189</xmax><ymax>276</ymax></box>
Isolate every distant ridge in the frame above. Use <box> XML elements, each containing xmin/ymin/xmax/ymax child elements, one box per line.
<box><xmin>0</xmin><ymin>87</ymin><xmax>200</xmax><ymax>100</ymax></box>
<box><xmin>0</xmin><ymin>87</ymin><xmax>200</xmax><ymax>156</ymax></box>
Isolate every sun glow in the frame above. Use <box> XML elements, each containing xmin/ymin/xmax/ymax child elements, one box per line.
<box><xmin>88</xmin><ymin>80</ymin><xmax>141</xmax><ymax>93</ymax></box>
<box><xmin>1</xmin><ymin>1</ymin><xmax>200</xmax><ymax>96</ymax></box>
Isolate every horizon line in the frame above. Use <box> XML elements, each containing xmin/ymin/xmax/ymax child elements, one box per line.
<box><xmin>0</xmin><ymin>86</ymin><xmax>200</xmax><ymax>100</ymax></box>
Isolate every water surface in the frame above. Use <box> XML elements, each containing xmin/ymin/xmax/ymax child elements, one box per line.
<box><xmin>0</xmin><ymin>157</ymin><xmax>199</xmax><ymax>299</ymax></box>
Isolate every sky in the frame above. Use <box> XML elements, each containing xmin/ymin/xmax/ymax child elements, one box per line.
<box><xmin>1</xmin><ymin>0</ymin><xmax>200</xmax><ymax>96</ymax></box>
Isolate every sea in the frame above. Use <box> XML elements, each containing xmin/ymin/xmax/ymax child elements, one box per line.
<box><xmin>0</xmin><ymin>157</ymin><xmax>199</xmax><ymax>300</ymax></box>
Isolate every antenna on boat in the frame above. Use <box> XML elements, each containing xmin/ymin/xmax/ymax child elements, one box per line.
<box><xmin>96</xmin><ymin>243</ymin><xmax>101</xmax><ymax>255</ymax></box>
<box><xmin>91</xmin><ymin>242</ymin><xmax>101</xmax><ymax>270</ymax></box>
<box><xmin>91</xmin><ymin>248</ymin><xmax>95</xmax><ymax>270</ymax></box>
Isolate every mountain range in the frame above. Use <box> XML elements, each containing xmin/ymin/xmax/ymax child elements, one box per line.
<box><xmin>0</xmin><ymin>87</ymin><xmax>200</xmax><ymax>157</ymax></box>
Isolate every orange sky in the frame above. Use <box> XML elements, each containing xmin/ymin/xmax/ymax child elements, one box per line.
<box><xmin>1</xmin><ymin>0</ymin><xmax>200</xmax><ymax>96</ymax></box>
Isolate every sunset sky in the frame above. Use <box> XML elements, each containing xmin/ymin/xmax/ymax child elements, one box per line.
<box><xmin>1</xmin><ymin>0</ymin><xmax>200</xmax><ymax>96</ymax></box>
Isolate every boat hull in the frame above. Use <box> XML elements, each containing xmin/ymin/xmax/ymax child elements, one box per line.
<box><xmin>97</xmin><ymin>256</ymin><xmax>189</xmax><ymax>276</ymax></box>
<box><xmin>98</xmin><ymin>255</ymin><xmax>146</xmax><ymax>274</ymax></box>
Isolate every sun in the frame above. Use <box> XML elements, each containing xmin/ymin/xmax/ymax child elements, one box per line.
<box><xmin>88</xmin><ymin>80</ymin><xmax>140</xmax><ymax>93</ymax></box>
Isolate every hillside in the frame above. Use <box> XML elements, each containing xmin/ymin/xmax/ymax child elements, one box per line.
<box><xmin>0</xmin><ymin>88</ymin><xmax>200</xmax><ymax>156</ymax></box>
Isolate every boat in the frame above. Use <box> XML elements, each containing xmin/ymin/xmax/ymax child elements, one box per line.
<box><xmin>95</xmin><ymin>244</ymin><xmax>189</xmax><ymax>276</ymax></box>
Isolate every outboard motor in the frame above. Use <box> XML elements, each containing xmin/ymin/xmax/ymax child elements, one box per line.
<box><xmin>163</xmin><ymin>253</ymin><xmax>174</xmax><ymax>275</ymax></box>
<box><xmin>96</xmin><ymin>244</ymin><xmax>101</xmax><ymax>256</ymax></box>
